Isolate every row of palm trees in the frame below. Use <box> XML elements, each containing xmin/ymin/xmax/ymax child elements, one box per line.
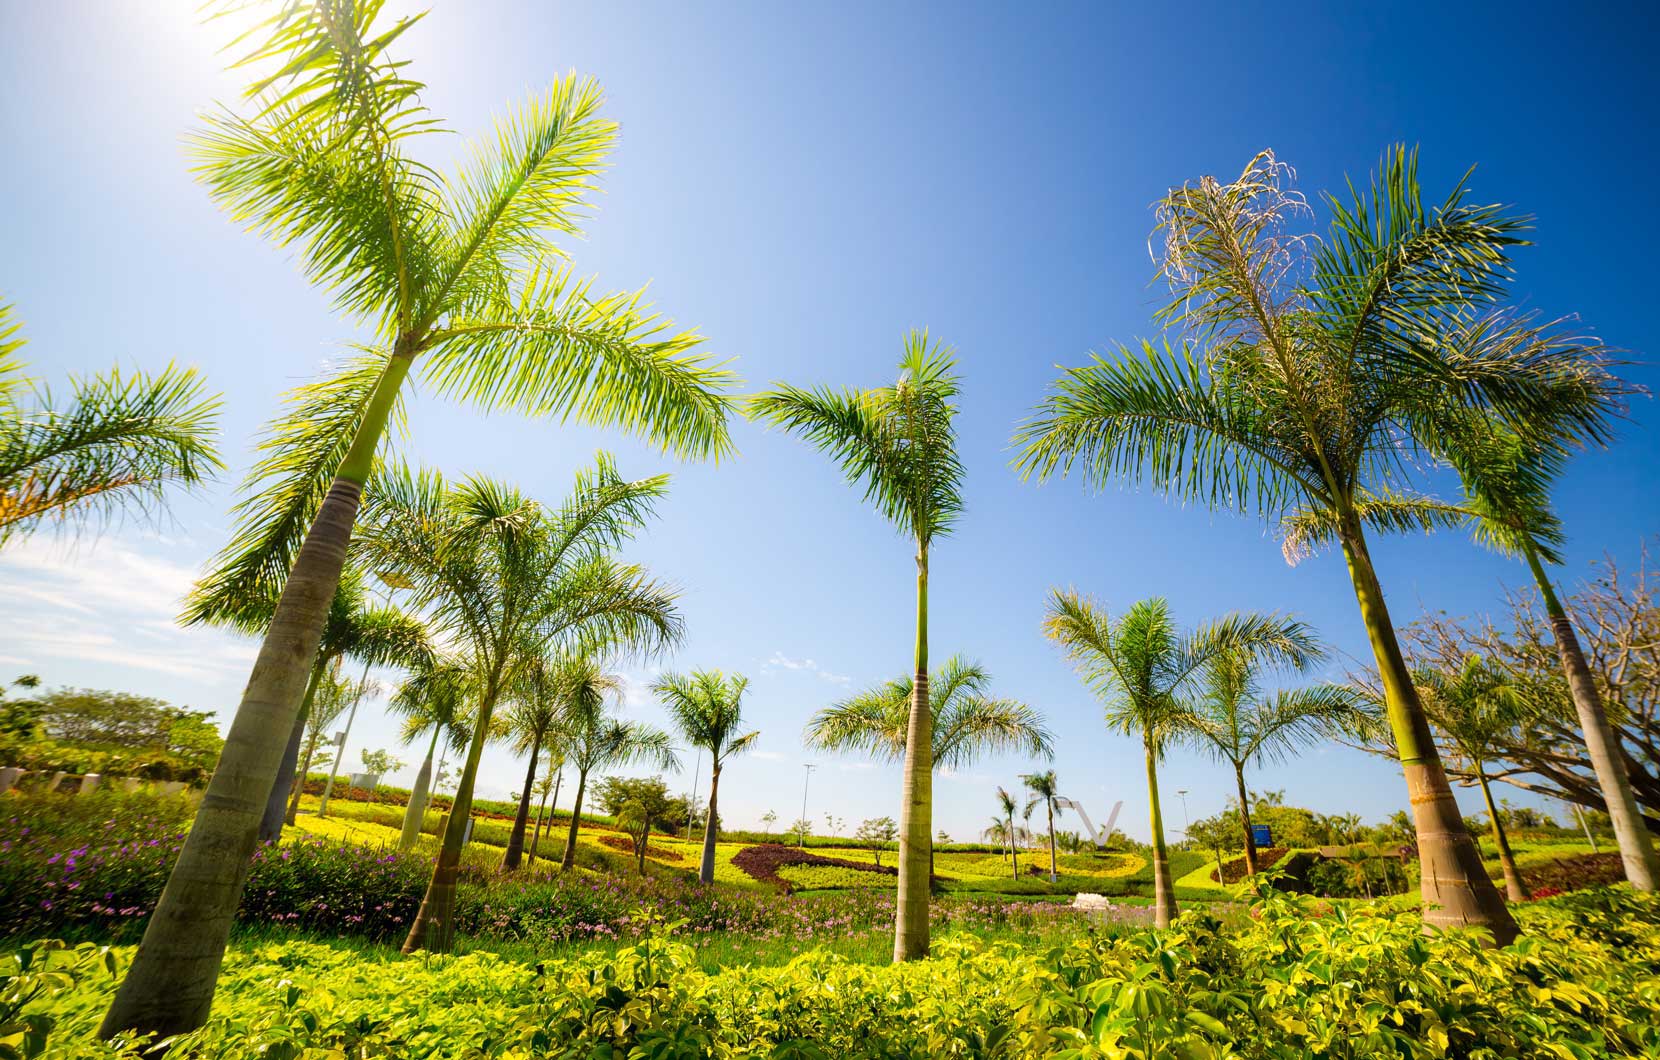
<box><xmin>32</xmin><ymin>0</ymin><xmax>1642</xmax><ymax>1041</ymax></box>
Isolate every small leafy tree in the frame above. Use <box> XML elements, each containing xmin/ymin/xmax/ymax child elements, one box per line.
<box><xmin>856</xmin><ymin>817</ymin><xmax>898</xmax><ymax>866</ymax></box>
<box><xmin>358</xmin><ymin>748</ymin><xmax>402</xmax><ymax>776</ymax></box>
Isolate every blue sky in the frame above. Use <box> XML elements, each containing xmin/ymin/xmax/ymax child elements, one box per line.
<box><xmin>2</xmin><ymin>1</ymin><xmax>1657</xmax><ymax>843</ymax></box>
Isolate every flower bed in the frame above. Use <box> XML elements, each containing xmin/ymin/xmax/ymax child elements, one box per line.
<box><xmin>730</xmin><ymin>843</ymin><xmax>897</xmax><ymax>892</ymax></box>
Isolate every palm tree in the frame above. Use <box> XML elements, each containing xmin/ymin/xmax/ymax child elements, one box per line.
<box><xmin>284</xmin><ymin>659</ymin><xmax>354</xmax><ymax>825</ymax></box>
<box><xmin>1044</xmin><ymin>592</ymin><xmax>1317</xmax><ymax>928</ymax></box>
<box><xmin>100</xmin><ymin>4</ymin><xmax>733</xmax><ymax>1038</ymax></box>
<box><xmin>1015</xmin><ymin>150</ymin><xmax>1615</xmax><ymax>944</ymax></box>
<box><xmin>552</xmin><ymin>659</ymin><xmax>679</xmax><ymax>871</ymax></box>
<box><xmin>1023</xmin><ymin>771</ymin><xmax>1064</xmax><ymax>884</ymax></box>
<box><xmin>500</xmin><ymin>652</ymin><xmax>574</xmax><ymax>870</ymax></box>
<box><xmin>386</xmin><ymin>656</ymin><xmax>474</xmax><ymax>853</ymax></box>
<box><xmin>528</xmin><ymin>749</ymin><xmax>564</xmax><ymax>863</ymax></box>
<box><xmin>654</xmin><ymin>670</ymin><xmax>760</xmax><ymax>884</ymax></box>
<box><xmin>0</xmin><ymin>302</ymin><xmax>221</xmax><ymax>550</ymax></box>
<box><xmin>356</xmin><ymin>458</ymin><xmax>682</xmax><ymax>954</ymax></box>
<box><xmin>1408</xmin><ymin>656</ymin><xmax>1537</xmax><ymax>902</ymax></box>
<box><xmin>1177</xmin><ymin>645</ymin><xmax>1360</xmax><ymax>875</ymax></box>
<box><xmin>993</xmin><ymin>786</ymin><xmax>1020</xmax><ymax>878</ymax></box>
<box><xmin>750</xmin><ymin>331</ymin><xmax>963</xmax><ymax>962</ymax></box>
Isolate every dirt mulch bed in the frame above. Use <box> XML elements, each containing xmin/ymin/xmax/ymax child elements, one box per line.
<box><xmin>732</xmin><ymin>843</ymin><xmax>897</xmax><ymax>893</ymax></box>
<box><xmin>1523</xmin><ymin>852</ymin><xmax>1626</xmax><ymax>898</ymax></box>
<box><xmin>596</xmin><ymin>833</ymin><xmax>686</xmax><ymax>862</ymax></box>
<box><xmin>1210</xmin><ymin>848</ymin><xmax>1289</xmax><ymax>884</ymax></box>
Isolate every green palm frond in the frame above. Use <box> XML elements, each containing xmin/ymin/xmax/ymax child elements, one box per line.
<box><xmin>654</xmin><ymin>670</ymin><xmax>756</xmax><ymax>769</ymax></box>
<box><xmin>422</xmin><ymin>262</ymin><xmax>735</xmax><ymax>460</ymax></box>
<box><xmin>0</xmin><ymin>304</ymin><xmax>25</xmax><ymax>415</ymax></box>
<box><xmin>0</xmin><ymin>357</ymin><xmax>221</xmax><ymax>547</ymax></box>
<box><xmin>749</xmin><ymin>330</ymin><xmax>963</xmax><ymax>546</ymax></box>
<box><xmin>1178</xmin><ymin>645</ymin><xmax>1361</xmax><ymax>769</ymax></box>
<box><xmin>1014</xmin><ymin>339</ymin><xmax>1321</xmax><ymax>515</ymax></box>
<box><xmin>1279</xmin><ymin>490</ymin><xmax>1471</xmax><ymax>566</ymax></box>
<box><xmin>182</xmin><ymin>352</ymin><xmax>402</xmax><ymax>628</ymax></box>
<box><xmin>1413</xmin><ymin>655</ymin><xmax>1538</xmax><ymax>765</ymax></box>
<box><xmin>390</xmin><ymin>654</ymin><xmax>475</xmax><ymax>754</ymax></box>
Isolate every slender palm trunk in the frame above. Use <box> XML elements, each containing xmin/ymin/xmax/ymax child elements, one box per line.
<box><xmin>893</xmin><ymin>549</ymin><xmax>933</xmax><ymax>962</ymax></box>
<box><xmin>99</xmin><ymin>352</ymin><xmax>411</xmax><ymax>1041</ymax></box>
<box><xmin>527</xmin><ymin>770</ymin><xmax>552</xmax><ymax>863</ymax></box>
<box><xmin>532</xmin><ymin>770</ymin><xmax>561</xmax><ymax>862</ymax></box>
<box><xmin>1046</xmin><ymin>802</ymin><xmax>1057</xmax><ymax>884</ymax></box>
<box><xmin>560</xmin><ymin>770</ymin><xmax>588</xmax><ymax>871</ymax></box>
<box><xmin>286</xmin><ymin>727</ymin><xmax>321</xmax><ymax>827</ymax></box>
<box><xmin>1338</xmin><ymin>517</ymin><xmax>1517</xmax><ymax>945</ymax></box>
<box><xmin>399</xmin><ymin>727</ymin><xmax>440</xmax><ymax>853</ymax></box>
<box><xmin>319</xmin><ymin>662</ymin><xmax>371</xmax><ymax>818</ymax></box>
<box><xmin>699</xmin><ymin>764</ymin><xmax>722</xmax><ymax>884</ymax></box>
<box><xmin>1145</xmin><ymin>736</ymin><xmax>1177</xmax><ymax>929</ymax></box>
<box><xmin>636</xmin><ymin>822</ymin><xmax>652</xmax><ymax>874</ymax></box>
<box><xmin>403</xmin><ymin>677</ymin><xmax>502</xmax><ymax>955</ymax></box>
<box><xmin>1476</xmin><ymin>766</ymin><xmax>1529</xmax><ymax>902</ymax></box>
<box><xmin>1524</xmin><ymin>543</ymin><xmax>1659</xmax><ymax>891</ymax></box>
<box><xmin>1234</xmin><ymin>763</ymin><xmax>1258</xmax><ymax>876</ymax></box>
<box><xmin>502</xmin><ymin>731</ymin><xmax>542</xmax><ymax>870</ymax></box>
<box><xmin>1009</xmin><ymin>812</ymin><xmax>1019</xmax><ymax>880</ymax></box>
<box><xmin>260</xmin><ymin>659</ymin><xmax>325</xmax><ymax>844</ymax></box>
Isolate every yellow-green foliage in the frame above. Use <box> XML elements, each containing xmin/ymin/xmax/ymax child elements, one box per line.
<box><xmin>932</xmin><ymin>849</ymin><xmax>1147</xmax><ymax>881</ymax></box>
<box><xmin>14</xmin><ymin>888</ymin><xmax>1660</xmax><ymax>1058</ymax></box>
<box><xmin>777</xmin><ymin>864</ymin><xmax>894</xmax><ymax>891</ymax></box>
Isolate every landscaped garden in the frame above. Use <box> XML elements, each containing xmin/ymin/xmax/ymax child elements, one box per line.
<box><xmin>4</xmin><ymin>1</ymin><xmax>1660</xmax><ymax>1056</ymax></box>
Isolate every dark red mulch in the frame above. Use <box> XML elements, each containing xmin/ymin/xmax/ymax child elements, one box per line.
<box><xmin>1523</xmin><ymin>852</ymin><xmax>1625</xmax><ymax>896</ymax></box>
<box><xmin>596</xmin><ymin>833</ymin><xmax>685</xmax><ymax>861</ymax></box>
<box><xmin>1210</xmin><ymin>848</ymin><xmax>1289</xmax><ymax>884</ymax></box>
<box><xmin>731</xmin><ymin>843</ymin><xmax>897</xmax><ymax>893</ymax></box>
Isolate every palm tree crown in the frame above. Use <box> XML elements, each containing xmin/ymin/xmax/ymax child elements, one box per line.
<box><xmin>805</xmin><ymin>656</ymin><xmax>1053</xmax><ymax>770</ymax></box>
<box><xmin>655</xmin><ymin>669</ymin><xmax>759</xmax><ymax>883</ymax></box>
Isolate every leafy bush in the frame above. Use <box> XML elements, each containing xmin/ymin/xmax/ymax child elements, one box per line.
<box><xmin>15</xmin><ymin>887</ymin><xmax>1660</xmax><ymax>1058</ymax></box>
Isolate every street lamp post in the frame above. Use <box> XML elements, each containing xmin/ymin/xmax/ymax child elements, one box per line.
<box><xmin>1175</xmin><ymin>789</ymin><xmax>1190</xmax><ymax>839</ymax></box>
<box><xmin>799</xmin><ymin>764</ymin><xmax>815</xmax><ymax>848</ymax></box>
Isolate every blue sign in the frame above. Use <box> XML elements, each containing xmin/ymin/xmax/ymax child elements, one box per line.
<box><xmin>1251</xmin><ymin>824</ymin><xmax>1273</xmax><ymax>847</ymax></box>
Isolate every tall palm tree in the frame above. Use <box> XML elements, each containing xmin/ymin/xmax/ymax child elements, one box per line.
<box><xmin>500</xmin><ymin>652</ymin><xmax>573</xmax><ymax>870</ymax></box>
<box><xmin>1016</xmin><ymin>149</ymin><xmax>1616</xmax><ymax>944</ymax></box>
<box><xmin>386</xmin><ymin>656</ymin><xmax>474</xmax><ymax>853</ymax></box>
<box><xmin>1023</xmin><ymin>770</ymin><xmax>1063</xmax><ymax>884</ymax></box>
<box><xmin>1408</xmin><ymin>656</ymin><xmax>1538</xmax><ymax>902</ymax></box>
<box><xmin>750</xmin><ymin>331</ymin><xmax>963</xmax><ymax>962</ymax></box>
<box><xmin>100</xmin><ymin>4</ymin><xmax>733</xmax><ymax>1038</ymax></box>
<box><xmin>1044</xmin><ymin>592</ymin><xmax>1317</xmax><ymax>928</ymax></box>
<box><xmin>552</xmin><ymin>660</ymin><xmax>679</xmax><ymax>871</ymax></box>
<box><xmin>528</xmin><ymin>748</ymin><xmax>564</xmax><ymax>863</ymax></box>
<box><xmin>0</xmin><ymin>302</ymin><xmax>220</xmax><ymax>549</ymax></box>
<box><xmin>993</xmin><ymin>786</ymin><xmax>1020</xmax><ymax>878</ymax></box>
<box><xmin>1298</xmin><ymin>386</ymin><xmax>1660</xmax><ymax>893</ymax></box>
<box><xmin>654</xmin><ymin>670</ymin><xmax>760</xmax><ymax>884</ymax></box>
<box><xmin>1177</xmin><ymin>645</ymin><xmax>1360</xmax><ymax>875</ymax></box>
<box><xmin>356</xmin><ymin>458</ymin><xmax>683</xmax><ymax>954</ymax></box>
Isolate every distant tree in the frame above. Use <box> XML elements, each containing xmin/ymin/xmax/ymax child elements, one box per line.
<box><xmin>993</xmin><ymin>787</ymin><xmax>1020</xmax><ymax>879</ymax></box>
<box><xmin>760</xmin><ymin>810</ymin><xmax>778</xmax><ymax>836</ymax></box>
<box><xmin>788</xmin><ymin>818</ymin><xmax>813</xmax><ymax>844</ymax></box>
<box><xmin>654</xmin><ymin>669</ymin><xmax>759</xmax><ymax>883</ymax></box>
<box><xmin>856</xmin><ymin>816</ymin><xmax>899</xmax><ymax>866</ymax></box>
<box><xmin>935</xmin><ymin>830</ymin><xmax>951</xmax><ymax>846</ymax></box>
<box><xmin>596</xmin><ymin>775</ymin><xmax>677</xmax><ymax>871</ymax></box>
<box><xmin>1023</xmin><ymin>770</ymin><xmax>1064</xmax><ymax>884</ymax></box>
<box><xmin>358</xmin><ymin>747</ymin><xmax>403</xmax><ymax>776</ymax></box>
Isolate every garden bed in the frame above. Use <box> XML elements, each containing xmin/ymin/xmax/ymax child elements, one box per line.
<box><xmin>731</xmin><ymin>843</ymin><xmax>897</xmax><ymax>892</ymax></box>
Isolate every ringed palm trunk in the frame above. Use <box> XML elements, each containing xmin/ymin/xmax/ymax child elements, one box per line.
<box><xmin>403</xmin><ymin>678</ymin><xmax>502</xmax><ymax>955</ymax></box>
<box><xmin>502</xmin><ymin>731</ymin><xmax>542</xmax><ymax>870</ymax></box>
<box><xmin>560</xmin><ymin>770</ymin><xmax>588</xmax><ymax>871</ymax></box>
<box><xmin>1338</xmin><ymin>515</ymin><xmax>1518</xmax><ymax>945</ymax></box>
<box><xmin>699</xmin><ymin>764</ymin><xmax>722</xmax><ymax>884</ymax></box>
<box><xmin>399</xmin><ymin>727</ymin><xmax>440</xmax><ymax>853</ymax></box>
<box><xmin>100</xmin><ymin>352</ymin><xmax>411</xmax><ymax>1041</ymax></box>
<box><xmin>893</xmin><ymin>549</ymin><xmax>933</xmax><ymax>962</ymax></box>
<box><xmin>260</xmin><ymin>658</ymin><xmax>326</xmax><ymax>844</ymax></box>
<box><xmin>1234</xmin><ymin>763</ymin><xmax>1259</xmax><ymax>876</ymax></box>
<box><xmin>1476</xmin><ymin>765</ymin><xmax>1529</xmax><ymax>902</ymax></box>
<box><xmin>1144</xmin><ymin>735</ymin><xmax>1177</xmax><ymax>929</ymax></box>
<box><xmin>1524</xmin><ymin>543</ymin><xmax>1660</xmax><ymax>891</ymax></box>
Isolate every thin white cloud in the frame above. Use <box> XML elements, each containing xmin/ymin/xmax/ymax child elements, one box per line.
<box><xmin>761</xmin><ymin>650</ymin><xmax>852</xmax><ymax>687</ymax></box>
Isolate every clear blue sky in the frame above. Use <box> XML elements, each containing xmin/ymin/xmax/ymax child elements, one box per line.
<box><xmin>2</xmin><ymin>1</ymin><xmax>1657</xmax><ymax>842</ymax></box>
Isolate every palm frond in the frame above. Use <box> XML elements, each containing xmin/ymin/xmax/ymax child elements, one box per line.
<box><xmin>1279</xmin><ymin>490</ymin><xmax>1471</xmax><ymax>565</ymax></box>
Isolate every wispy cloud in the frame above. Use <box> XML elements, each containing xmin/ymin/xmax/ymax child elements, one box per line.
<box><xmin>761</xmin><ymin>651</ymin><xmax>852</xmax><ymax>687</ymax></box>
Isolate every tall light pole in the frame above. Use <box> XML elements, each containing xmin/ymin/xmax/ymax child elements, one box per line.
<box><xmin>685</xmin><ymin>749</ymin><xmax>701</xmax><ymax>836</ymax></box>
<box><xmin>1175</xmin><ymin>789</ymin><xmax>1190</xmax><ymax>838</ymax></box>
<box><xmin>799</xmin><ymin>764</ymin><xmax>816</xmax><ymax>848</ymax></box>
<box><xmin>318</xmin><ymin>571</ymin><xmax>408</xmax><ymax>818</ymax></box>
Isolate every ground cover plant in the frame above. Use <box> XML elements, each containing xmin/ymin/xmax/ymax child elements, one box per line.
<box><xmin>10</xmin><ymin>886</ymin><xmax>1658</xmax><ymax>1058</ymax></box>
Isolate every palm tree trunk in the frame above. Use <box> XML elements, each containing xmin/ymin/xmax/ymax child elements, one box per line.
<box><xmin>99</xmin><ymin>352</ymin><xmax>411</xmax><ymax>1042</ymax></box>
<box><xmin>1524</xmin><ymin>543</ymin><xmax>1659</xmax><ymax>891</ymax></box>
<box><xmin>637</xmin><ymin>821</ymin><xmax>651</xmax><ymax>874</ymax></box>
<box><xmin>893</xmin><ymin>548</ymin><xmax>933</xmax><ymax>962</ymax></box>
<box><xmin>1337</xmin><ymin>518</ymin><xmax>1517</xmax><ymax>945</ymax></box>
<box><xmin>1009</xmin><ymin>812</ymin><xmax>1019</xmax><ymax>880</ymax></box>
<box><xmin>399</xmin><ymin>727</ymin><xmax>440</xmax><ymax>853</ymax></box>
<box><xmin>259</xmin><ymin>658</ymin><xmax>325</xmax><ymax>844</ymax></box>
<box><xmin>560</xmin><ymin>770</ymin><xmax>588</xmax><ymax>871</ymax></box>
<box><xmin>403</xmin><ymin>677</ymin><xmax>502</xmax><ymax>955</ymax></box>
<box><xmin>1047</xmin><ymin>802</ymin><xmax>1057</xmax><ymax>884</ymax></box>
<box><xmin>502</xmin><ymin>730</ymin><xmax>542</xmax><ymax>870</ymax></box>
<box><xmin>699</xmin><ymin>763</ymin><xmax>722</xmax><ymax>884</ymax></box>
<box><xmin>1234</xmin><ymin>763</ymin><xmax>1258</xmax><ymax>876</ymax></box>
<box><xmin>1145</xmin><ymin>736</ymin><xmax>1177</xmax><ymax>929</ymax></box>
<box><xmin>527</xmin><ymin>774</ymin><xmax>551</xmax><ymax>864</ymax></box>
<box><xmin>1477</xmin><ymin>766</ymin><xmax>1529</xmax><ymax>902</ymax></box>
<box><xmin>533</xmin><ymin>769</ymin><xmax>561</xmax><ymax>862</ymax></box>
<box><xmin>286</xmin><ymin>727</ymin><xmax>321</xmax><ymax>827</ymax></box>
